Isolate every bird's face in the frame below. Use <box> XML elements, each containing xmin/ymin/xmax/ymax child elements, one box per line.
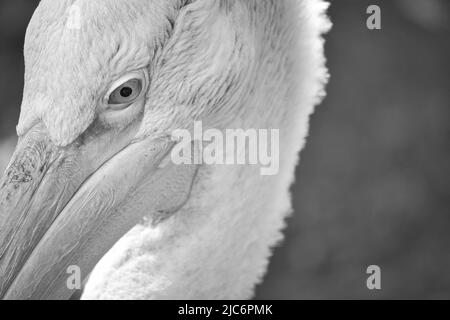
<box><xmin>0</xmin><ymin>0</ymin><xmax>245</xmax><ymax>299</ymax></box>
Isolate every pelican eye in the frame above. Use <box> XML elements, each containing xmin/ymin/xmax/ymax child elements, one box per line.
<box><xmin>108</xmin><ymin>78</ymin><xmax>143</xmax><ymax>107</ymax></box>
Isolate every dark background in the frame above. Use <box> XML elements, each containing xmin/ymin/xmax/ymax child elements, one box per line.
<box><xmin>0</xmin><ymin>0</ymin><xmax>449</xmax><ymax>299</ymax></box>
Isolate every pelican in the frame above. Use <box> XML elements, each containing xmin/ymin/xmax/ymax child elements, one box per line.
<box><xmin>0</xmin><ymin>0</ymin><xmax>330</xmax><ymax>299</ymax></box>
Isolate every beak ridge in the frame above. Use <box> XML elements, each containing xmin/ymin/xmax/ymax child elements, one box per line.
<box><xmin>0</xmin><ymin>123</ymin><xmax>198</xmax><ymax>299</ymax></box>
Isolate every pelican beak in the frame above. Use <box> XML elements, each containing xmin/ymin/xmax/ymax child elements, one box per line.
<box><xmin>0</xmin><ymin>121</ymin><xmax>198</xmax><ymax>300</ymax></box>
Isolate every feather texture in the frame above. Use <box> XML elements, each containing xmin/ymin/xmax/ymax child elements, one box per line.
<box><xmin>81</xmin><ymin>0</ymin><xmax>331</xmax><ymax>299</ymax></box>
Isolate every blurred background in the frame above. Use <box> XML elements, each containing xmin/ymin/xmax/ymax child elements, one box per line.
<box><xmin>0</xmin><ymin>0</ymin><xmax>449</xmax><ymax>299</ymax></box>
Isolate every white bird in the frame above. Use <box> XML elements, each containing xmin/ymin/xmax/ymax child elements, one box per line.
<box><xmin>0</xmin><ymin>0</ymin><xmax>330</xmax><ymax>299</ymax></box>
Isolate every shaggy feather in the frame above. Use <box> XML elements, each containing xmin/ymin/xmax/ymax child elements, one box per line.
<box><xmin>9</xmin><ymin>0</ymin><xmax>330</xmax><ymax>299</ymax></box>
<box><xmin>81</xmin><ymin>0</ymin><xmax>331</xmax><ymax>299</ymax></box>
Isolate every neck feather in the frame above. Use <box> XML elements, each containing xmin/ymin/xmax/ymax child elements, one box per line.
<box><xmin>83</xmin><ymin>0</ymin><xmax>330</xmax><ymax>299</ymax></box>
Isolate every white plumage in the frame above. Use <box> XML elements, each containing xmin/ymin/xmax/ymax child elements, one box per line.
<box><xmin>0</xmin><ymin>0</ymin><xmax>330</xmax><ymax>299</ymax></box>
<box><xmin>83</xmin><ymin>0</ymin><xmax>330</xmax><ymax>299</ymax></box>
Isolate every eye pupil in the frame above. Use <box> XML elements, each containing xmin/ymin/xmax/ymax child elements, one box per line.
<box><xmin>120</xmin><ymin>87</ymin><xmax>133</xmax><ymax>98</ymax></box>
<box><xmin>107</xmin><ymin>77</ymin><xmax>144</xmax><ymax>108</ymax></box>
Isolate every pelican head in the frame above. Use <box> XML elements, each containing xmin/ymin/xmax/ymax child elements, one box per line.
<box><xmin>0</xmin><ymin>0</ymin><xmax>330</xmax><ymax>299</ymax></box>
